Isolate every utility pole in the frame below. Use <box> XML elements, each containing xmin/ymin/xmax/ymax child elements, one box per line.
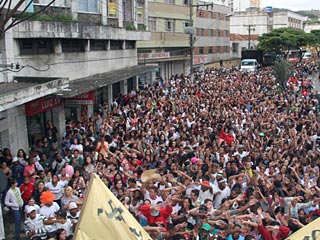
<box><xmin>188</xmin><ymin>1</ymin><xmax>213</xmax><ymax>79</ymax></box>
<box><xmin>246</xmin><ymin>24</ymin><xmax>255</xmax><ymax>49</ymax></box>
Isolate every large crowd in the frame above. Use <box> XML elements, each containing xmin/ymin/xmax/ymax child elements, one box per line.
<box><xmin>1</xmin><ymin>61</ymin><xmax>320</xmax><ymax>240</ymax></box>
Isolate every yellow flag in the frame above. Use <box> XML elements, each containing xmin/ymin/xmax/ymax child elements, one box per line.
<box><xmin>286</xmin><ymin>217</ymin><xmax>320</xmax><ymax>240</ymax></box>
<box><xmin>74</xmin><ymin>174</ymin><xmax>152</xmax><ymax>240</ymax></box>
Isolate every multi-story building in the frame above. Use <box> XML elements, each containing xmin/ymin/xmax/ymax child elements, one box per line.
<box><xmin>194</xmin><ymin>1</ymin><xmax>231</xmax><ymax>68</ymax></box>
<box><xmin>137</xmin><ymin>0</ymin><xmax>190</xmax><ymax>81</ymax></box>
<box><xmin>137</xmin><ymin>0</ymin><xmax>231</xmax><ymax>80</ymax></box>
<box><xmin>229</xmin><ymin>7</ymin><xmax>307</xmax><ymax>58</ymax></box>
<box><xmin>0</xmin><ymin>0</ymin><xmax>151</xmax><ymax>151</ymax></box>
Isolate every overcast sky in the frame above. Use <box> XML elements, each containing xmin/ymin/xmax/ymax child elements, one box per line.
<box><xmin>260</xmin><ymin>0</ymin><xmax>320</xmax><ymax>11</ymax></box>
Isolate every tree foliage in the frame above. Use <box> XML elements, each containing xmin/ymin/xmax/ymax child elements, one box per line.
<box><xmin>273</xmin><ymin>60</ymin><xmax>294</xmax><ymax>88</ymax></box>
<box><xmin>307</xmin><ymin>30</ymin><xmax>320</xmax><ymax>56</ymax></box>
<box><xmin>257</xmin><ymin>28</ymin><xmax>307</xmax><ymax>55</ymax></box>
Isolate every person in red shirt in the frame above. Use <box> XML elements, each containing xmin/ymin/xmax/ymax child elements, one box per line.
<box><xmin>20</xmin><ymin>176</ymin><xmax>35</xmax><ymax>204</ymax></box>
<box><xmin>139</xmin><ymin>198</ymin><xmax>173</xmax><ymax>231</ymax></box>
<box><xmin>256</xmin><ymin>215</ymin><xmax>290</xmax><ymax>240</ymax></box>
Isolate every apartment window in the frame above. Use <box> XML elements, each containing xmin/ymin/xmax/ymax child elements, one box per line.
<box><xmin>216</xmin><ymin>29</ymin><xmax>220</xmax><ymax>37</ymax></box>
<box><xmin>61</xmin><ymin>39</ymin><xmax>85</xmax><ymax>53</ymax></box>
<box><xmin>165</xmin><ymin>19</ymin><xmax>175</xmax><ymax>32</ymax></box>
<box><xmin>208</xmin><ymin>11</ymin><xmax>212</xmax><ymax>18</ymax></box>
<box><xmin>125</xmin><ymin>41</ymin><xmax>135</xmax><ymax>49</ymax></box>
<box><xmin>78</xmin><ymin>0</ymin><xmax>98</xmax><ymax>13</ymax></box>
<box><xmin>224</xmin><ymin>46</ymin><xmax>228</xmax><ymax>52</ymax></box>
<box><xmin>208</xmin><ymin>29</ymin><xmax>212</xmax><ymax>37</ymax></box>
<box><xmin>183</xmin><ymin>0</ymin><xmax>190</xmax><ymax>5</ymax></box>
<box><xmin>108</xmin><ymin>0</ymin><xmax>117</xmax><ymax>17</ymax></box>
<box><xmin>19</xmin><ymin>39</ymin><xmax>54</xmax><ymax>55</ymax></box>
<box><xmin>164</xmin><ymin>0</ymin><xmax>175</xmax><ymax>4</ymax></box>
<box><xmin>183</xmin><ymin>21</ymin><xmax>191</xmax><ymax>28</ymax></box>
<box><xmin>224</xmin><ymin>30</ymin><xmax>228</xmax><ymax>37</ymax></box>
<box><xmin>148</xmin><ymin>17</ymin><xmax>156</xmax><ymax>32</ymax></box>
<box><xmin>110</xmin><ymin>40</ymin><xmax>123</xmax><ymax>50</ymax></box>
<box><xmin>90</xmin><ymin>40</ymin><xmax>106</xmax><ymax>51</ymax></box>
<box><xmin>208</xmin><ymin>47</ymin><xmax>213</xmax><ymax>54</ymax></box>
<box><xmin>232</xmin><ymin>42</ymin><xmax>238</xmax><ymax>53</ymax></box>
<box><xmin>216</xmin><ymin>46</ymin><xmax>220</xmax><ymax>53</ymax></box>
<box><xmin>216</xmin><ymin>12</ymin><xmax>220</xmax><ymax>19</ymax></box>
<box><xmin>199</xmin><ymin>47</ymin><xmax>204</xmax><ymax>54</ymax></box>
<box><xmin>137</xmin><ymin>0</ymin><xmax>144</xmax><ymax>3</ymax></box>
<box><xmin>197</xmin><ymin>28</ymin><xmax>204</xmax><ymax>36</ymax></box>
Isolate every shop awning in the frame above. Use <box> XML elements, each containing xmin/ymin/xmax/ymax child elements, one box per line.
<box><xmin>62</xmin><ymin>65</ymin><xmax>156</xmax><ymax>98</ymax></box>
<box><xmin>0</xmin><ymin>78</ymin><xmax>69</xmax><ymax>113</ymax></box>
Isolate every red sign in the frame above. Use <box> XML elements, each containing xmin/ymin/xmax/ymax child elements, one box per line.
<box><xmin>64</xmin><ymin>91</ymin><xmax>94</xmax><ymax>105</ymax></box>
<box><xmin>193</xmin><ymin>56</ymin><xmax>206</xmax><ymax>65</ymax></box>
<box><xmin>25</xmin><ymin>97</ymin><xmax>62</xmax><ymax>116</ymax></box>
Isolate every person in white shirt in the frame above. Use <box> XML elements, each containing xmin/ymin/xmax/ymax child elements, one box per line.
<box><xmin>214</xmin><ymin>178</ymin><xmax>231</xmax><ymax>209</ymax></box>
<box><xmin>5</xmin><ymin>179</ymin><xmax>24</xmax><ymax>239</ymax></box>
<box><xmin>39</xmin><ymin>190</ymin><xmax>60</xmax><ymax>218</ymax></box>
<box><xmin>45</xmin><ymin>174</ymin><xmax>66</xmax><ymax>206</ymax></box>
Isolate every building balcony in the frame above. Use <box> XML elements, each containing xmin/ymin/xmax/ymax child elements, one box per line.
<box><xmin>12</xmin><ymin>20</ymin><xmax>151</xmax><ymax>41</ymax></box>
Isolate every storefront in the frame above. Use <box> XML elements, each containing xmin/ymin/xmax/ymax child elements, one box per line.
<box><xmin>25</xmin><ymin>97</ymin><xmax>62</xmax><ymax>146</ymax></box>
<box><xmin>64</xmin><ymin>91</ymin><xmax>94</xmax><ymax>124</ymax></box>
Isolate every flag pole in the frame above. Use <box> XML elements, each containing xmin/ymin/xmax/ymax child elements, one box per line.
<box><xmin>73</xmin><ymin>173</ymin><xmax>97</xmax><ymax>239</ymax></box>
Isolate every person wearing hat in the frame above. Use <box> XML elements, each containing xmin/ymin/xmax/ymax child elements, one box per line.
<box><xmin>195</xmin><ymin>223</ymin><xmax>212</xmax><ymax>240</ymax></box>
<box><xmin>11</xmin><ymin>157</ymin><xmax>25</xmax><ymax>186</ymax></box>
<box><xmin>198</xmin><ymin>180</ymin><xmax>214</xmax><ymax>204</ymax></box>
<box><xmin>24</xmin><ymin>206</ymin><xmax>48</xmax><ymax>240</ymax></box>
<box><xmin>66</xmin><ymin>201</ymin><xmax>80</xmax><ymax>232</ymax></box>
<box><xmin>214</xmin><ymin>178</ymin><xmax>231</xmax><ymax>209</ymax></box>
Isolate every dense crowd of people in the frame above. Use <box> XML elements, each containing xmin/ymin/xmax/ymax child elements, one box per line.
<box><xmin>1</xmin><ymin>61</ymin><xmax>320</xmax><ymax>240</ymax></box>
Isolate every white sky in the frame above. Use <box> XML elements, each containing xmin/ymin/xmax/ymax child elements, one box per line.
<box><xmin>260</xmin><ymin>0</ymin><xmax>320</xmax><ymax>11</ymax></box>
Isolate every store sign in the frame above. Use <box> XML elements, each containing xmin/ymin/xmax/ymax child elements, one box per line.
<box><xmin>25</xmin><ymin>97</ymin><xmax>61</xmax><ymax>116</ymax></box>
<box><xmin>266</xmin><ymin>6</ymin><xmax>273</xmax><ymax>12</ymax></box>
<box><xmin>138</xmin><ymin>52</ymin><xmax>170</xmax><ymax>60</ymax></box>
<box><xmin>193</xmin><ymin>56</ymin><xmax>206</xmax><ymax>65</ymax></box>
<box><xmin>64</xmin><ymin>91</ymin><xmax>94</xmax><ymax>105</ymax></box>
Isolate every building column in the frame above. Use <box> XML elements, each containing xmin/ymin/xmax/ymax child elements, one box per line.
<box><xmin>70</xmin><ymin>0</ymin><xmax>78</xmax><ymax>20</ymax></box>
<box><xmin>133</xmin><ymin>0</ymin><xmax>137</xmax><ymax>29</ymax></box>
<box><xmin>101</xmin><ymin>0</ymin><xmax>108</xmax><ymax>25</ymax></box>
<box><xmin>53</xmin><ymin>39</ymin><xmax>62</xmax><ymax>54</ymax></box>
<box><xmin>6</xmin><ymin>106</ymin><xmax>29</xmax><ymax>152</ymax></box>
<box><xmin>120</xmin><ymin>80</ymin><xmax>128</xmax><ymax>94</ymax></box>
<box><xmin>118</xmin><ymin>0</ymin><xmax>123</xmax><ymax>28</ymax></box>
<box><xmin>107</xmin><ymin>84</ymin><xmax>113</xmax><ymax>109</ymax></box>
<box><xmin>51</xmin><ymin>105</ymin><xmax>66</xmax><ymax>144</ymax></box>
<box><xmin>144</xmin><ymin>0</ymin><xmax>148</xmax><ymax>30</ymax></box>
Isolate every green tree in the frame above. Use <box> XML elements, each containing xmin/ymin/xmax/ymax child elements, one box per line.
<box><xmin>273</xmin><ymin>60</ymin><xmax>294</xmax><ymax>89</ymax></box>
<box><xmin>307</xmin><ymin>30</ymin><xmax>320</xmax><ymax>57</ymax></box>
<box><xmin>257</xmin><ymin>28</ymin><xmax>307</xmax><ymax>56</ymax></box>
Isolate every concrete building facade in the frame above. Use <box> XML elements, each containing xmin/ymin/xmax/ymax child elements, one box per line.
<box><xmin>0</xmin><ymin>0</ymin><xmax>152</xmax><ymax>151</ymax></box>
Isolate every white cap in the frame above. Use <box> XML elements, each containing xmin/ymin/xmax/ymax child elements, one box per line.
<box><xmin>27</xmin><ymin>206</ymin><xmax>36</xmax><ymax>214</ymax></box>
<box><xmin>68</xmin><ymin>202</ymin><xmax>77</xmax><ymax>210</ymax></box>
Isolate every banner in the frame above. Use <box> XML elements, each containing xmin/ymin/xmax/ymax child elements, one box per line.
<box><xmin>286</xmin><ymin>217</ymin><xmax>320</xmax><ymax>240</ymax></box>
<box><xmin>25</xmin><ymin>97</ymin><xmax>61</xmax><ymax>116</ymax></box>
<box><xmin>74</xmin><ymin>174</ymin><xmax>152</xmax><ymax>240</ymax></box>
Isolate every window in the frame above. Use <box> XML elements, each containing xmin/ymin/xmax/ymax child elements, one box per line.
<box><xmin>224</xmin><ymin>30</ymin><xmax>228</xmax><ymax>37</ymax></box>
<box><xmin>164</xmin><ymin>0</ymin><xmax>175</xmax><ymax>4</ymax></box>
<box><xmin>165</xmin><ymin>19</ymin><xmax>175</xmax><ymax>32</ymax></box>
<box><xmin>208</xmin><ymin>29</ymin><xmax>212</xmax><ymax>37</ymax></box>
<box><xmin>183</xmin><ymin>21</ymin><xmax>191</xmax><ymax>28</ymax></box>
<box><xmin>19</xmin><ymin>39</ymin><xmax>54</xmax><ymax>55</ymax></box>
<box><xmin>148</xmin><ymin>17</ymin><xmax>156</xmax><ymax>32</ymax></box>
<box><xmin>216</xmin><ymin>12</ymin><xmax>220</xmax><ymax>19</ymax></box>
<box><xmin>216</xmin><ymin>46</ymin><xmax>220</xmax><ymax>53</ymax></box>
<box><xmin>224</xmin><ymin>46</ymin><xmax>228</xmax><ymax>52</ymax></box>
<box><xmin>216</xmin><ymin>29</ymin><xmax>220</xmax><ymax>37</ymax></box>
<box><xmin>208</xmin><ymin>47</ymin><xmax>213</xmax><ymax>54</ymax></box>
<box><xmin>110</xmin><ymin>40</ymin><xmax>123</xmax><ymax>50</ymax></box>
<box><xmin>90</xmin><ymin>40</ymin><xmax>106</xmax><ymax>51</ymax></box>
<box><xmin>232</xmin><ymin>43</ymin><xmax>238</xmax><ymax>53</ymax></box>
<box><xmin>197</xmin><ymin>28</ymin><xmax>204</xmax><ymax>36</ymax></box>
<box><xmin>108</xmin><ymin>0</ymin><xmax>117</xmax><ymax>17</ymax></box>
<box><xmin>208</xmin><ymin>12</ymin><xmax>212</xmax><ymax>19</ymax></box>
<box><xmin>61</xmin><ymin>39</ymin><xmax>85</xmax><ymax>53</ymax></box>
<box><xmin>78</xmin><ymin>0</ymin><xmax>98</xmax><ymax>13</ymax></box>
<box><xmin>183</xmin><ymin>0</ymin><xmax>190</xmax><ymax>5</ymax></box>
<box><xmin>199</xmin><ymin>47</ymin><xmax>204</xmax><ymax>54</ymax></box>
<box><xmin>125</xmin><ymin>41</ymin><xmax>135</xmax><ymax>49</ymax></box>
